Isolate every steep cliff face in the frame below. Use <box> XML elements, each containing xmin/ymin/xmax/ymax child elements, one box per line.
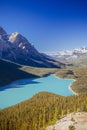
<box><xmin>0</xmin><ymin>26</ymin><xmax>65</xmax><ymax>68</ymax></box>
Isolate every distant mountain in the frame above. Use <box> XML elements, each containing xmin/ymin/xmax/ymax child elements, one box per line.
<box><xmin>0</xmin><ymin>26</ymin><xmax>64</xmax><ymax>68</ymax></box>
<box><xmin>48</xmin><ymin>47</ymin><xmax>87</xmax><ymax>66</ymax></box>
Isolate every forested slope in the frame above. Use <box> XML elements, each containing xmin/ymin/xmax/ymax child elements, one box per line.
<box><xmin>0</xmin><ymin>92</ymin><xmax>87</xmax><ymax>130</ymax></box>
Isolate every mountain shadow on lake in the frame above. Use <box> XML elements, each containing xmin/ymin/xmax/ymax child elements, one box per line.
<box><xmin>0</xmin><ymin>59</ymin><xmax>39</xmax><ymax>87</ymax></box>
<box><xmin>0</xmin><ymin>78</ymin><xmax>40</xmax><ymax>91</ymax></box>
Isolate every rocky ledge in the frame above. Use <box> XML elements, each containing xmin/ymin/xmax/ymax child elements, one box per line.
<box><xmin>45</xmin><ymin>112</ymin><xmax>87</xmax><ymax>130</ymax></box>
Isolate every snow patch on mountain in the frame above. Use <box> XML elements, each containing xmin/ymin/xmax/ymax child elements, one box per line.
<box><xmin>9</xmin><ymin>32</ymin><xmax>19</xmax><ymax>43</ymax></box>
<box><xmin>47</xmin><ymin>47</ymin><xmax>87</xmax><ymax>62</ymax></box>
<box><xmin>0</xmin><ymin>26</ymin><xmax>64</xmax><ymax>68</ymax></box>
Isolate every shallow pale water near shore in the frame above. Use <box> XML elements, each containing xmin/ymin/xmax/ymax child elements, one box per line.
<box><xmin>0</xmin><ymin>75</ymin><xmax>74</xmax><ymax>109</ymax></box>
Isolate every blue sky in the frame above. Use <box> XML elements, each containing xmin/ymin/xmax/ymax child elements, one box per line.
<box><xmin>0</xmin><ymin>0</ymin><xmax>87</xmax><ymax>52</ymax></box>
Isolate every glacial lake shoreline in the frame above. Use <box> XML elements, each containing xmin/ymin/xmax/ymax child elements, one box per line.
<box><xmin>0</xmin><ymin>74</ymin><xmax>75</xmax><ymax>109</ymax></box>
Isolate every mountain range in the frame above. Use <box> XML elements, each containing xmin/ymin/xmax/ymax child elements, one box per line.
<box><xmin>0</xmin><ymin>26</ymin><xmax>64</xmax><ymax>68</ymax></box>
<box><xmin>48</xmin><ymin>47</ymin><xmax>87</xmax><ymax>66</ymax></box>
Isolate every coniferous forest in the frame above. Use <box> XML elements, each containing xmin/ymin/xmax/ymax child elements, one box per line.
<box><xmin>0</xmin><ymin>92</ymin><xmax>87</xmax><ymax>130</ymax></box>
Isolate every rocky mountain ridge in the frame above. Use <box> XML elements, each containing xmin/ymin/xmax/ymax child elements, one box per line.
<box><xmin>0</xmin><ymin>26</ymin><xmax>64</xmax><ymax>68</ymax></box>
<box><xmin>47</xmin><ymin>47</ymin><xmax>87</xmax><ymax>64</ymax></box>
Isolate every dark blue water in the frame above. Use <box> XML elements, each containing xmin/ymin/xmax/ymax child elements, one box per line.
<box><xmin>0</xmin><ymin>75</ymin><xmax>74</xmax><ymax>109</ymax></box>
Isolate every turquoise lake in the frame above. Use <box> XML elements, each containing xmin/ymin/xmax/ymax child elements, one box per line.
<box><xmin>0</xmin><ymin>75</ymin><xmax>74</xmax><ymax>109</ymax></box>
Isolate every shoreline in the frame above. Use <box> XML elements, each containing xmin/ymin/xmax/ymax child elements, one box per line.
<box><xmin>69</xmin><ymin>84</ymin><xmax>78</xmax><ymax>96</ymax></box>
<box><xmin>54</xmin><ymin>74</ymin><xmax>77</xmax><ymax>96</ymax></box>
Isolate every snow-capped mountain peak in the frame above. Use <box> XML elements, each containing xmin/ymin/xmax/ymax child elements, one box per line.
<box><xmin>58</xmin><ymin>50</ymin><xmax>73</xmax><ymax>56</ymax></box>
<box><xmin>47</xmin><ymin>47</ymin><xmax>87</xmax><ymax>63</ymax></box>
<box><xmin>0</xmin><ymin>26</ymin><xmax>64</xmax><ymax>68</ymax></box>
<box><xmin>73</xmin><ymin>47</ymin><xmax>87</xmax><ymax>54</ymax></box>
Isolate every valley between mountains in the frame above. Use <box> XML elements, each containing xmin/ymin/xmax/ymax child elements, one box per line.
<box><xmin>0</xmin><ymin>26</ymin><xmax>87</xmax><ymax>130</ymax></box>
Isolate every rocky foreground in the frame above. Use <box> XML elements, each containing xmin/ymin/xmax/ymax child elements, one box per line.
<box><xmin>45</xmin><ymin>112</ymin><xmax>87</xmax><ymax>130</ymax></box>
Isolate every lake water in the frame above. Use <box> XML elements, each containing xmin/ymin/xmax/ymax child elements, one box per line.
<box><xmin>0</xmin><ymin>75</ymin><xmax>74</xmax><ymax>109</ymax></box>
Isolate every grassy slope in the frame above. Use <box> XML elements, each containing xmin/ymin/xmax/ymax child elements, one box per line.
<box><xmin>21</xmin><ymin>65</ymin><xmax>57</xmax><ymax>77</ymax></box>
